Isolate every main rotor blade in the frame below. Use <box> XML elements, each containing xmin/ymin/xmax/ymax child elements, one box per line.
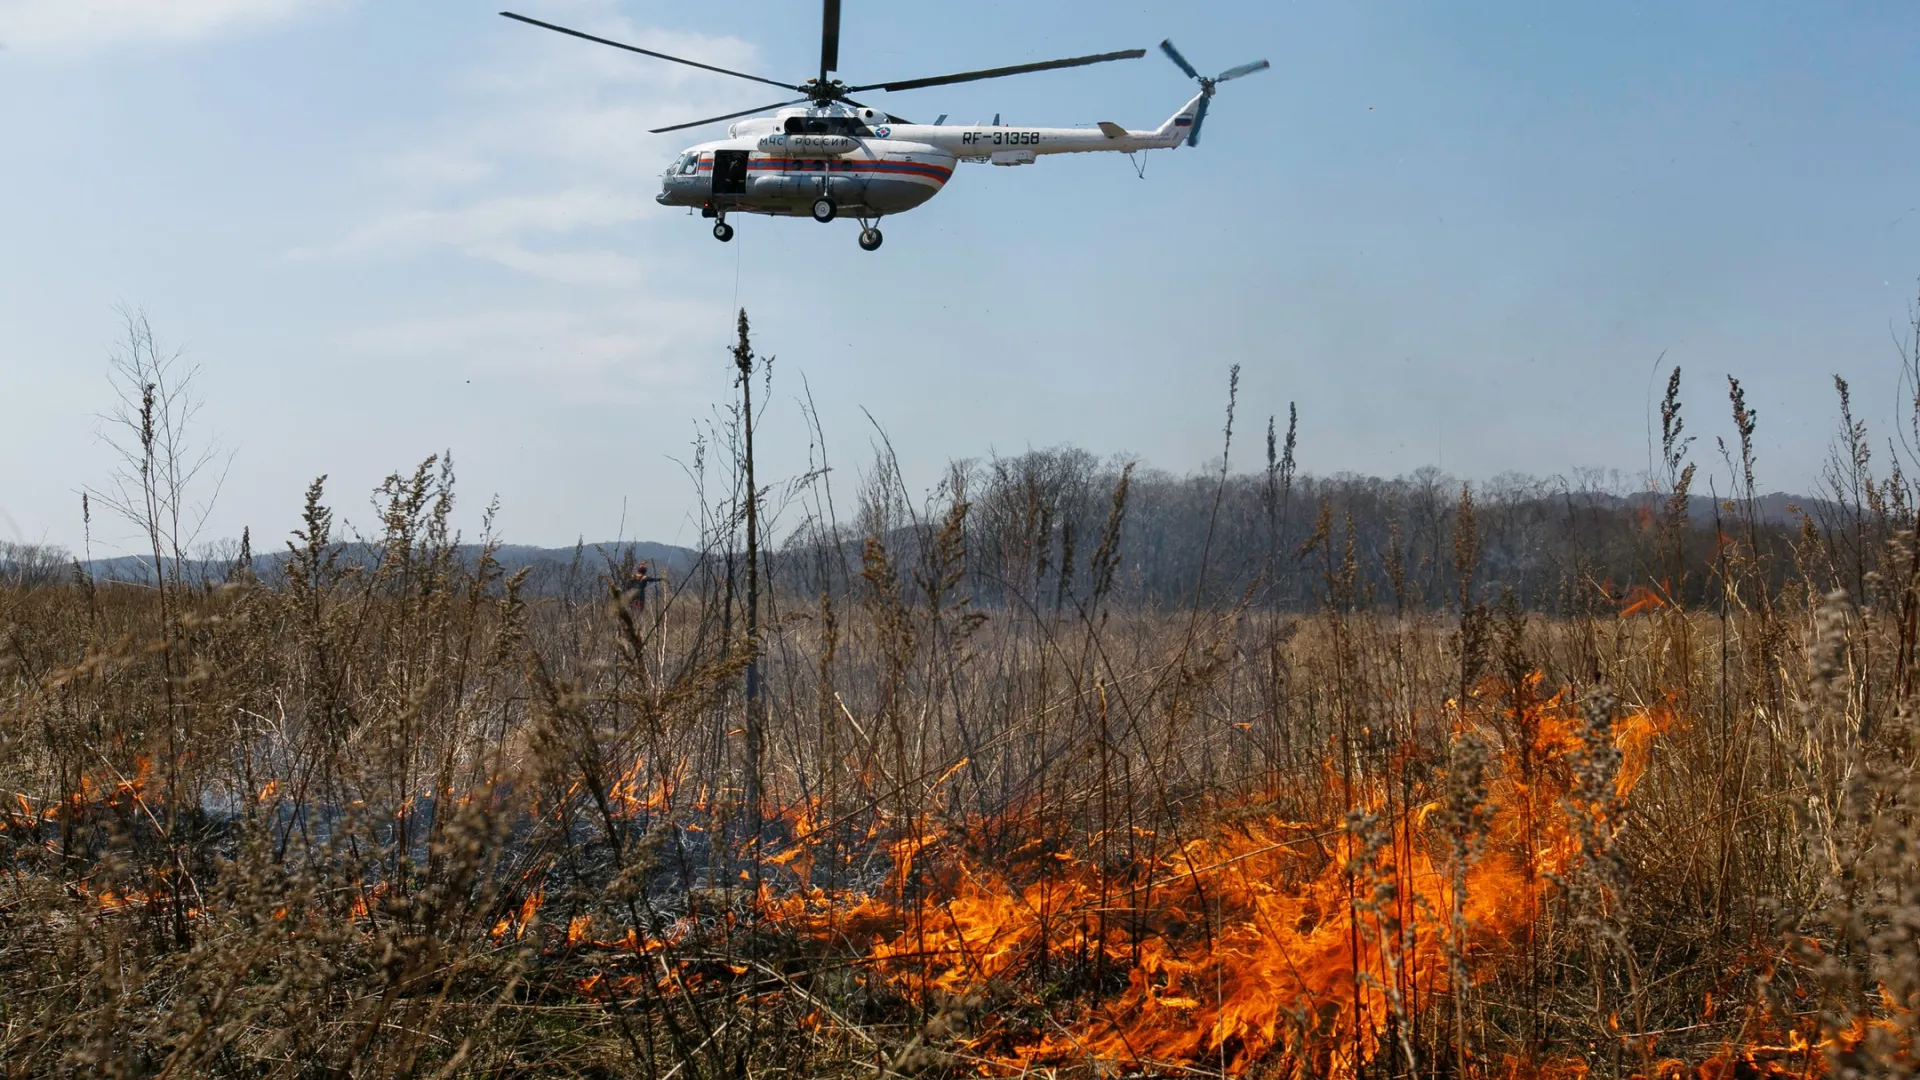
<box><xmin>1214</xmin><ymin>58</ymin><xmax>1270</xmax><ymax>83</ymax></box>
<box><xmin>820</xmin><ymin>0</ymin><xmax>841</xmax><ymax>81</ymax></box>
<box><xmin>500</xmin><ymin>12</ymin><xmax>803</xmax><ymax>94</ymax></box>
<box><xmin>1159</xmin><ymin>39</ymin><xmax>1200</xmax><ymax>80</ymax></box>
<box><xmin>845</xmin><ymin>48</ymin><xmax>1145</xmax><ymax>94</ymax></box>
<box><xmin>650</xmin><ymin>98</ymin><xmax>811</xmax><ymax>134</ymax></box>
<box><xmin>1187</xmin><ymin>94</ymin><xmax>1209</xmax><ymax>147</ymax></box>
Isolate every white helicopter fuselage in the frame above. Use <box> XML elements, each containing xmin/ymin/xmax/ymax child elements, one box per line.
<box><xmin>657</xmin><ymin>92</ymin><xmax>1206</xmax><ymax>221</ymax></box>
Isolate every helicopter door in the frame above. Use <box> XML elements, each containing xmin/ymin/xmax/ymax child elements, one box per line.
<box><xmin>711</xmin><ymin>150</ymin><xmax>750</xmax><ymax>196</ymax></box>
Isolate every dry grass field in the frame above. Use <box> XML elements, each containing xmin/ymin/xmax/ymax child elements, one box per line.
<box><xmin>3</xmin><ymin>317</ymin><xmax>1919</xmax><ymax>1078</ymax></box>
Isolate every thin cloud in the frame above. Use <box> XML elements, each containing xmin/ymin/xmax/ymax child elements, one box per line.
<box><xmin>300</xmin><ymin>190</ymin><xmax>652</xmax><ymax>260</ymax></box>
<box><xmin>0</xmin><ymin>0</ymin><xmax>332</xmax><ymax>53</ymax></box>
<box><xmin>473</xmin><ymin>244</ymin><xmax>648</xmax><ymax>289</ymax></box>
<box><xmin>342</xmin><ymin>298</ymin><xmax>726</xmax><ymax>384</ymax></box>
<box><xmin>292</xmin><ymin>3</ymin><xmax>764</xmax><ymax>282</ymax></box>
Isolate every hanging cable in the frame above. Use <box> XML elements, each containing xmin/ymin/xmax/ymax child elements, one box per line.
<box><xmin>731</xmin><ymin>221</ymin><xmax>744</xmax><ymax>318</ymax></box>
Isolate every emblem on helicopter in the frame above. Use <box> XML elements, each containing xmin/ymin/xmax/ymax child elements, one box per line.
<box><xmin>500</xmin><ymin>8</ymin><xmax>1267</xmax><ymax>251</ymax></box>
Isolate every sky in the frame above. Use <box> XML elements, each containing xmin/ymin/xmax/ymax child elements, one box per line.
<box><xmin>3</xmin><ymin>0</ymin><xmax>1919</xmax><ymax>557</ymax></box>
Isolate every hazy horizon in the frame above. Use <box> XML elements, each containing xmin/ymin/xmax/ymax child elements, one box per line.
<box><xmin>1</xmin><ymin>434</ymin><xmax>1857</xmax><ymax>563</ymax></box>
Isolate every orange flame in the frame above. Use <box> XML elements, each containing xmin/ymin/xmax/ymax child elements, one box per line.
<box><xmin>1620</xmin><ymin>582</ymin><xmax>1669</xmax><ymax>617</ymax></box>
<box><xmin>492</xmin><ymin>888</ymin><xmax>544</xmax><ymax>941</ymax></box>
<box><xmin>759</xmin><ymin>675</ymin><xmax>1678</xmax><ymax>1077</ymax></box>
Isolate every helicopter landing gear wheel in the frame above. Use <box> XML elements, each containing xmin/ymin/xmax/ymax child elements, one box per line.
<box><xmin>858</xmin><ymin>227</ymin><xmax>883</xmax><ymax>251</ymax></box>
<box><xmin>712</xmin><ymin>221</ymin><xmax>734</xmax><ymax>242</ymax></box>
<box><xmin>810</xmin><ymin>197</ymin><xmax>837</xmax><ymax>223</ymax></box>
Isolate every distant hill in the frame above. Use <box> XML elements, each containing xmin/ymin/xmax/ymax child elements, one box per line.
<box><xmin>1639</xmin><ymin>490</ymin><xmax>1826</xmax><ymax>526</ymax></box>
<box><xmin>76</xmin><ymin>541</ymin><xmax>699</xmax><ymax>598</ymax></box>
<box><xmin>0</xmin><ymin>463</ymin><xmax>1873</xmax><ymax>614</ymax></box>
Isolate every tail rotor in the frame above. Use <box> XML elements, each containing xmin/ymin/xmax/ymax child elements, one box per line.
<box><xmin>1159</xmin><ymin>39</ymin><xmax>1202</xmax><ymax>81</ymax></box>
<box><xmin>1159</xmin><ymin>39</ymin><xmax>1268</xmax><ymax>146</ymax></box>
<box><xmin>1214</xmin><ymin>59</ymin><xmax>1270</xmax><ymax>83</ymax></box>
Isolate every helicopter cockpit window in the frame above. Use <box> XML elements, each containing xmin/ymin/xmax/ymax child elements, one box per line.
<box><xmin>675</xmin><ymin>153</ymin><xmax>701</xmax><ymax>175</ymax></box>
<box><xmin>783</xmin><ymin>115</ymin><xmax>873</xmax><ymax>137</ymax></box>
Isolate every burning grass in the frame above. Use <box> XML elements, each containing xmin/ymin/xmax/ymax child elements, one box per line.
<box><xmin>3</xmin><ymin>543</ymin><xmax>1914</xmax><ymax>1078</ymax></box>
<box><xmin>4</xmin><ymin>347</ymin><xmax>1920</xmax><ymax>1076</ymax></box>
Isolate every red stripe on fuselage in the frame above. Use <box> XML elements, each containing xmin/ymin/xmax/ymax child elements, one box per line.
<box><xmin>697</xmin><ymin>159</ymin><xmax>952</xmax><ymax>183</ymax></box>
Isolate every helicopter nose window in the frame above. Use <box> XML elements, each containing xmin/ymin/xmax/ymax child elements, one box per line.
<box><xmin>676</xmin><ymin>153</ymin><xmax>700</xmax><ymax>175</ymax></box>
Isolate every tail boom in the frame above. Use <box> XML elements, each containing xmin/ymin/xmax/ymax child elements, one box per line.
<box><xmin>894</xmin><ymin>91</ymin><xmax>1205</xmax><ymax>161</ymax></box>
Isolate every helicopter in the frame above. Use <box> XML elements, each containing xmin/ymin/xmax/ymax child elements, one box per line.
<box><xmin>500</xmin><ymin>5</ymin><xmax>1267</xmax><ymax>250</ymax></box>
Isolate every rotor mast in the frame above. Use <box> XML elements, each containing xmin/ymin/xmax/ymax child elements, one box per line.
<box><xmin>818</xmin><ymin>0</ymin><xmax>840</xmax><ymax>89</ymax></box>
